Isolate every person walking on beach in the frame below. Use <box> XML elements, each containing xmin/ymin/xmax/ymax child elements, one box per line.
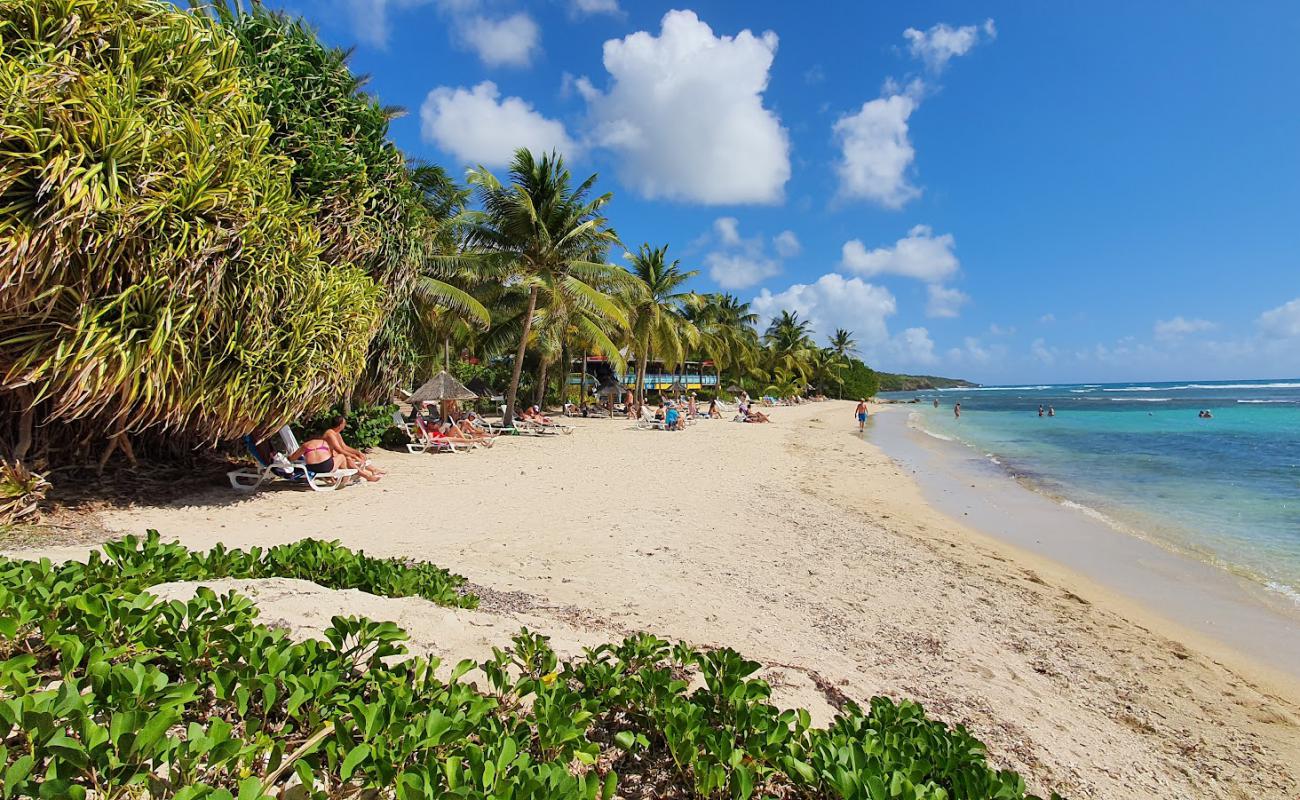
<box><xmin>954</xmin><ymin>402</ymin><xmax>961</xmax><ymax>419</ymax></box>
<box><xmin>855</xmin><ymin>399</ymin><xmax>868</xmax><ymax>431</ymax></box>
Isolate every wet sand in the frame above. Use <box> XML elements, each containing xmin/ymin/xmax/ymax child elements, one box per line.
<box><xmin>870</xmin><ymin>407</ymin><xmax>1300</xmax><ymax>681</ymax></box>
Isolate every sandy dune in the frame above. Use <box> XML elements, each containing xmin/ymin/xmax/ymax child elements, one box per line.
<box><xmin>23</xmin><ymin>401</ymin><xmax>1299</xmax><ymax>798</ymax></box>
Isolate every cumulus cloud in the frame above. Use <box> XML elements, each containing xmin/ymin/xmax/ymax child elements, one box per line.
<box><xmin>840</xmin><ymin>225</ymin><xmax>959</xmax><ymax>283</ymax></box>
<box><xmin>702</xmin><ymin>218</ymin><xmax>793</xmax><ymax>289</ymax></box>
<box><xmin>460</xmin><ymin>12</ymin><xmax>541</xmax><ymax>67</ymax></box>
<box><xmin>570</xmin><ymin>0</ymin><xmax>620</xmax><ymax>16</ymax></box>
<box><xmin>578</xmin><ymin>10</ymin><xmax>790</xmax><ymax>204</ymax></box>
<box><xmin>713</xmin><ymin>217</ymin><xmax>743</xmax><ymax>247</ymax></box>
<box><xmin>1153</xmin><ymin>316</ymin><xmax>1217</xmax><ymax>341</ymax></box>
<box><xmin>947</xmin><ymin>336</ymin><xmax>997</xmax><ymax>365</ymax></box>
<box><xmin>1039</xmin><ymin>313</ymin><xmax>1056</xmax><ymax>324</ymax></box>
<box><xmin>926</xmin><ymin>285</ymin><xmax>969</xmax><ymax>318</ymax></box>
<box><xmin>903</xmin><ymin>19</ymin><xmax>996</xmax><ymax>73</ymax></box>
<box><xmin>890</xmin><ymin>327</ymin><xmax>938</xmax><ymax>365</ymax></box>
<box><xmin>752</xmin><ymin>274</ymin><xmax>897</xmax><ymax>343</ymax></box>
<box><xmin>420</xmin><ymin>81</ymin><xmax>575</xmax><ymax>167</ymax></box>
<box><xmin>751</xmin><ymin>274</ymin><xmax>950</xmax><ymax>370</ymax></box>
<box><xmin>832</xmin><ymin>88</ymin><xmax>921</xmax><ymax>208</ymax></box>
<box><xmin>1258</xmin><ymin>298</ymin><xmax>1300</xmax><ymax>338</ymax></box>
<box><xmin>773</xmin><ymin>230</ymin><xmax>801</xmax><ymax>258</ymax></box>
<box><xmin>705</xmin><ymin>253</ymin><xmax>781</xmax><ymax>290</ymax></box>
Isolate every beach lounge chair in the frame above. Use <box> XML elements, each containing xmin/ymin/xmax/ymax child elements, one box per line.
<box><xmin>227</xmin><ymin>426</ymin><xmax>358</xmax><ymax>492</ymax></box>
<box><xmin>411</xmin><ymin>418</ymin><xmax>466</xmax><ymax>453</ymax></box>
<box><xmin>392</xmin><ymin>411</ymin><xmax>462</xmax><ymax>454</ymax></box>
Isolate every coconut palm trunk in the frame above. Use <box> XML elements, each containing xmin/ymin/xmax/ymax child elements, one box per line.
<box><xmin>535</xmin><ymin>357</ymin><xmax>549</xmax><ymax>408</ymax></box>
<box><xmin>504</xmin><ymin>284</ymin><xmax>539</xmax><ymax>427</ymax></box>
<box><xmin>635</xmin><ymin>339</ymin><xmax>650</xmax><ymax>407</ymax></box>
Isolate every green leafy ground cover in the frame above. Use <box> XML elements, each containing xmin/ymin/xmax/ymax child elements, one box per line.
<box><xmin>0</xmin><ymin>535</ymin><xmax>1057</xmax><ymax>799</ymax></box>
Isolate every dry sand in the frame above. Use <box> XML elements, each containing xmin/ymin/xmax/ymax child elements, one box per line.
<box><xmin>13</xmin><ymin>401</ymin><xmax>1300</xmax><ymax>798</ymax></box>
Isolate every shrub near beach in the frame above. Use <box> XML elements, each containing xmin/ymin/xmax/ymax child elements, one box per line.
<box><xmin>0</xmin><ymin>534</ymin><xmax>1057</xmax><ymax>799</ymax></box>
<box><xmin>0</xmin><ymin>0</ymin><xmax>382</xmax><ymax>455</ymax></box>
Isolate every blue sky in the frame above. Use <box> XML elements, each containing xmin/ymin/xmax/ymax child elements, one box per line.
<box><xmin>272</xmin><ymin>1</ymin><xmax>1300</xmax><ymax>383</ymax></box>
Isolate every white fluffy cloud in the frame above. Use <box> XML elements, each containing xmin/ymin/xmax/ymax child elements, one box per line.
<box><xmin>773</xmin><ymin>230</ymin><xmax>801</xmax><ymax>258</ymax></box>
<box><xmin>751</xmin><ymin>274</ymin><xmax>949</xmax><ymax>370</ymax></box>
<box><xmin>840</xmin><ymin>225</ymin><xmax>959</xmax><ymax>283</ymax></box>
<box><xmin>702</xmin><ymin>218</ymin><xmax>792</xmax><ymax>289</ymax></box>
<box><xmin>706</xmin><ymin>253</ymin><xmax>781</xmax><ymax>290</ymax></box>
<box><xmin>926</xmin><ymin>284</ymin><xmax>969</xmax><ymax>318</ymax></box>
<box><xmin>713</xmin><ymin>217</ymin><xmax>742</xmax><ymax>246</ymax></box>
<box><xmin>1153</xmin><ymin>316</ymin><xmax>1216</xmax><ymax>341</ymax></box>
<box><xmin>890</xmin><ymin>327</ymin><xmax>938</xmax><ymax>365</ymax></box>
<box><xmin>752</xmin><ymin>274</ymin><xmax>897</xmax><ymax>344</ymax></box>
<box><xmin>904</xmin><ymin>19</ymin><xmax>996</xmax><ymax>73</ymax></box>
<box><xmin>1259</xmin><ymin>298</ymin><xmax>1300</xmax><ymax>338</ymax></box>
<box><xmin>460</xmin><ymin>12</ymin><xmax>540</xmax><ymax>67</ymax></box>
<box><xmin>578</xmin><ymin>10</ymin><xmax>790</xmax><ymax>204</ymax></box>
<box><xmin>832</xmin><ymin>89</ymin><xmax>920</xmax><ymax>208</ymax></box>
<box><xmin>420</xmin><ymin>82</ymin><xmax>575</xmax><ymax>167</ymax></box>
<box><xmin>570</xmin><ymin>0</ymin><xmax>621</xmax><ymax>16</ymax></box>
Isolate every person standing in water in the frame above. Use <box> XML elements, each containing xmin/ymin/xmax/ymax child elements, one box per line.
<box><xmin>933</xmin><ymin>398</ymin><xmax>940</xmax><ymax>408</ymax></box>
<box><xmin>1048</xmin><ymin>406</ymin><xmax>1056</xmax><ymax>417</ymax></box>
<box><xmin>855</xmin><ymin>398</ymin><xmax>869</xmax><ymax>430</ymax></box>
<box><xmin>954</xmin><ymin>402</ymin><xmax>961</xmax><ymax>419</ymax></box>
<box><xmin>1038</xmin><ymin>405</ymin><xmax>1044</xmax><ymax>417</ymax></box>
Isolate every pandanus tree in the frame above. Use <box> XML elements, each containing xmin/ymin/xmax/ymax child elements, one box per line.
<box><xmin>625</xmin><ymin>245</ymin><xmax>699</xmax><ymax>405</ymax></box>
<box><xmin>0</xmin><ymin>0</ymin><xmax>381</xmax><ymax>467</ymax></box>
<box><xmin>460</xmin><ymin>150</ymin><xmax>627</xmax><ymax>426</ymax></box>
<box><xmin>214</xmin><ymin>3</ymin><xmax>436</xmax><ymax>402</ymax></box>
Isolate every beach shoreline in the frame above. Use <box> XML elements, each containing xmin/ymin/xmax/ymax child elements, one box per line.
<box><xmin>8</xmin><ymin>400</ymin><xmax>1299</xmax><ymax>798</ymax></box>
<box><xmin>869</xmin><ymin>404</ymin><xmax>1300</xmax><ymax>687</ymax></box>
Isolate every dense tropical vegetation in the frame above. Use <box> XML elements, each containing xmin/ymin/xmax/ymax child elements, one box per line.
<box><xmin>0</xmin><ymin>534</ymin><xmax>1055</xmax><ymax>799</ymax></box>
<box><xmin>0</xmin><ymin>0</ymin><xmax>903</xmax><ymax>482</ymax></box>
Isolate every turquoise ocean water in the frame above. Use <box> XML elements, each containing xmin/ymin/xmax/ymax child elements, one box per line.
<box><xmin>885</xmin><ymin>380</ymin><xmax>1300</xmax><ymax>605</ymax></box>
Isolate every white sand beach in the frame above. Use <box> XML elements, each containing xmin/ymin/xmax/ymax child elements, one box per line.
<box><xmin>14</xmin><ymin>401</ymin><xmax>1300</xmax><ymax>799</ymax></box>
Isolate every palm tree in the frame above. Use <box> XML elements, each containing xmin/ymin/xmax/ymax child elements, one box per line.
<box><xmin>684</xmin><ymin>293</ymin><xmax>760</xmax><ymax>393</ymax></box>
<box><xmin>827</xmin><ymin>328</ymin><xmax>858</xmax><ymax>399</ymax></box>
<box><xmin>829</xmin><ymin>328</ymin><xmax>858</xmax><ymax>359</ymax></box>
<box><xmin>763</xmin><ymin>310</ymin><xmax>815</xmax><ymax>382</ymax></box>
<box><xmin>460</xmin><ymin>150</ymin><xmax>627</xmax><ymax>425</ymax></box>
<box><xmin>808</xmin><ymin>347</ymin><xmax>848</xmax><ymax>398</ymax></box>
<box><xmin>625</xmin><ymin>245</ymin><xmax>699</xmax><ymax>406</ymax></box>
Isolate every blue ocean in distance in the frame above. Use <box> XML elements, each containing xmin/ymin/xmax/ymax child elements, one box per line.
<box><xmin>883</xmin><ymin>379</ymin><xmax>1300</xmax><ymax>606</ymax></box>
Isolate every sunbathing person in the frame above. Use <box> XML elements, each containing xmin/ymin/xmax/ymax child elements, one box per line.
<box><xmin>415</xmin><ymin>418</ymin><xmax>479</xmax><ymax>449</ymax></box>
<box><xmin>301</xmin><ymin>418</ymin><xmax>381</xmax><ymax>481</ymax></box>
<box><xmin>708</xmin><ymin>399</ymin><xmax>722</xmax><ymax>419</ymax></box>
<box><xmin>745</xmin><ymin>409</ymin><xmax>771</xmax><ymax>423</ymax></box>
<box><xmin>523</xmin><ymin>405</ymin><xmax>554</xmax><ymax>424</ymax></box>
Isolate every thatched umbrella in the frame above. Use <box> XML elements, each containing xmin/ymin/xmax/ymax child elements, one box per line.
<box><xmin>409</xmin><ymin>371</ymin><xmax>478</xmax><ymax>408</ymax></box>
<box><xmin>465</xmin><ymin>377</ymin><xmax>498</xmax><ymax>401</ymax></box>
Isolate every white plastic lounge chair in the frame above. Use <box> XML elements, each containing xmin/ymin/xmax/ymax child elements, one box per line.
<box><xmin>227</xmin><ymin>426</ymin><xmax>358</xmax><ymax>492</ymax></box>
<box><xmin>411</xmin><ymin>418</ymin><xmax>468</xmax><ymax>453</ymax></box>
<box><xmin>392</xmin><ymin>411</ymin><xmax>446</xmax><ymax>454</ymax></box>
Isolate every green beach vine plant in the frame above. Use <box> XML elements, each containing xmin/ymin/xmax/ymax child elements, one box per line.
<box><xmin>0</xmin><ymin>535</ymin><xmax>1061</xmax><ymax>799</ymax></box>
